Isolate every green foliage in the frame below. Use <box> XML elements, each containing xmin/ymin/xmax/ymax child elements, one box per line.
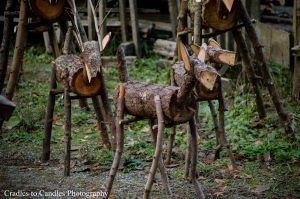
<box><xmin>24</xmin><ymin>46</ymin><xmax>54</xmax><ymax>64</ymax></box>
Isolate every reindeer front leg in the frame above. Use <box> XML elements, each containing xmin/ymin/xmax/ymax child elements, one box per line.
<box><xmin>189</xmin><ymin>118</ymin><xmax>205</xmax><ymax>199</ymax></box>
<box><xmin>144</xmin><ymin>96</ymin><xmax>165</xmax><ymax>199</ymax></box>
<box><xmin>149</xmin><ymin>120</ymin><xmax>172</xmax><ymax>196</ymax></box>
<box><xmin>106</xmin><ymin>84</ymin><xmax>125</xmax><ymax>198</ymax></box>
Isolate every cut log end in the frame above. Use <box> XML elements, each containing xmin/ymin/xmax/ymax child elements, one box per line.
<box><xmin>202</xmin><ymin>0</ymin><xmax>241</xmax><ymax>30</ymax></box>
<box><xmin>29</xmin><ymin>0</ymin><xmax>66</xmax><ymax>21</ymax></box>
<box><xmin>71</xmin><ymin>70</ymin><xmax>101</xmax><ymax>96</ymax></box>
<box><xmin>218</xmin><ymin>51</ymin><xmax>236</xmax><ymax>66</ymax></box>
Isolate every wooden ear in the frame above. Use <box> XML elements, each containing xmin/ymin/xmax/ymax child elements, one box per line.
<box><xmin>179</xmin><ymin>41</ymin><xmax>191</xmax><ymax>71</ymax></box>
<box><xmin>218</xmin><ymin>50</ymin><xmax>236</xmax><ymax>66</ymax></box>
<box><xmin>208</xmin><ymin>38</ymin><xmax>221</xmax><ymax>49</ymax></box>
<box><xmin>101</xmin><ymin>32</ymin><xmax>112</xmax><ymax>51</ymax></box>
<box><xmin>222</xmin><ymin>0</ymin><xmax>234</xmax><ymax>12</ymax></box>
<box><xmin>190</xmin><ymin>44</ymin><xmax>200</xmax><ymax>56</ymax></box>
<box><xmin>84</xmin><ymin>63</ymin><xmax>92</xmax><ymax>83</ymax></box>
<box><xmin>197</xmin><ymin>43</ymin><xmax>207</xmax><ymax>62</ymax></box>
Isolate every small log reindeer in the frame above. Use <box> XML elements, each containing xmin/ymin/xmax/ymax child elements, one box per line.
<box><xmin>42</xmin><ymin>0</ymin><xmax>116</xmax><ymax>177</ymax></box>
<box><xmin>106</xmin><ymin>41</ymin><xmax>220</xmax><ymax>199</ymax></box>
<box><xmin>166</xmin><ymin>38</ymin><xmax>237</xmax><ymax>172</ymax></box>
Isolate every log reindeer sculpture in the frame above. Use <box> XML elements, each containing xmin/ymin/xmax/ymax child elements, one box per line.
<box><xmin>41</xmin><ymin>0</ymin><xmax>116</xmax><ymax>176</ymax></box>
<box><xmin>106</xmin><ymin>42</ymin><xmax>220</xmax><ymax>199</ymax></box>
<box><xmin>166</xmin><ymin>38</ymin><xmax>238</xmax><ymax>172</ymax></box>
<box><xmin>178</xmin><ymin>0</ymin><xmax>294</xmax><ymax>134</ymax></box>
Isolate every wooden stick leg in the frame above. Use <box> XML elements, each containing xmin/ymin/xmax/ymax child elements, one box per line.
<box><xmin>92</xmin><ymin>96</ymin><xmax>111</xmax><ymax>149</ymax></box>
<box><xmin>64</xmin><ymin>76</ymin><xmax>72</xmax><ymax>176</ymax></box>
<box><xmin>184</xmin><ymin>126</ymin><xmax>191</xmax><ymax>180</ymax></box>
<box><xmin>149</xmin><ymin>120</ymin><xmax>172</xmax><ymax>196</ymax></box>
<box><xmin>106</xmin><ymin>84</ymin><xmax>125</xmax><ymax>198</ymax></box>
<box><xmin>42</xmin><ymin>65</ymin><xmax>57</xmax><ymax>162</ymax></box>
<box><xmin>217</xmin><ymin>91</ymin><xmax>237</xmax><ymax>170</ymax></box>
<box><xmin>208</xmin><ymin>100</ymin><xmax>221</xmax><ymax>160</ymax></box>
<box><xmin>144</xmin><ymin>96</ymin><xmax>165</xmax><ymax>199</ymax></box>
<box><xmin>166</xmin><ymin>126</ymin><xmax>176</xmax><ymax>165</ymax></box>
<box><xmin>188</xmin><ymin>118</ymin><xmax>205</xmax><ymax>199</ymax></box>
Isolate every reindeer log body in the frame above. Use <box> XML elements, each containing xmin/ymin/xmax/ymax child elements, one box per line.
<box><xmin>113</xmin><ymin>81</ymin><xmax>197</xmax><ymax>125</ymax></box>
<box><xmin>54</xmin><ymin>41</ymin><xmax>102</xmax><ymax>96</ymax></box>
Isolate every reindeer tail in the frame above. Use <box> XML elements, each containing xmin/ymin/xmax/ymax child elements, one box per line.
<box><xmin>116</xmin><ymin>47</ymin><xmax>129</xmax><ymax>83</ymax></box>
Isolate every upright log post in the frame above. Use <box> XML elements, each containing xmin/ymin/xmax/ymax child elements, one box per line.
<box><xmin>168</xmin><ymin>0</ymin><xmax>179</xmax><ymax>40</ymax></box>
<box><xmin>119</xmin><ymin>0</ymin><xmax>128</xmax><ymax>42</ymax></box>
<box><xmin>99</xmin><ymin>0</ymin><xmax>107</xmax><ymax>42</ymax></box>
<box><xmin>0</xmin><ymin>0</ymin><xmax>14</xmax><ymax>92</ymax></box>
<box><xmin>232</xmin><ymin>28</ymin><xmax>266</xmax><ymax>119</ymax></box>
<box><xmin>48</xmin><ymin>25</ymin><xmax>61</xmax><ymax>58</ymax></box>
<box><xmin>5</xmin><ymin>0</ymin><xmax>28</xmax><ymax>100</ymax></box>
<box><xmin>129</xmin><ymin>0</ymin><xmax>141</xmax><ymax>58</ymax></box>
<box><xmin>239</xmin><ymin>1</ymin><xmax>294</xmax><ymax>134</ymax></box>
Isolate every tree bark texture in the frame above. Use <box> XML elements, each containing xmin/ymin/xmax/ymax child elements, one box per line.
<box><xmin>55</xmin><ymin>55</ymin><xmax>101</xmax><ymax>96</ymax></box>
<box><xmin>239</xmin><ymin>1</ymin><xmax>293</xmax><ymax>133</ymax></box>
<box><xmin>0</xmin><ymin>0</ymin><xmax>14</xmax><ymax>92</ymax></box>
<box><xmin>232</xmin><ymin>28</ymin><xmax>266</xmax><ymax>119</ymax></box>
<box><xmin>113</xmin><ymin>81</ymin><xmax>197</xmax><ymax>125</ymax></box>
<box><xmin>6</xmin><ymin>0</ymin><xmax>28</xmax><ymax>100</ymax></box>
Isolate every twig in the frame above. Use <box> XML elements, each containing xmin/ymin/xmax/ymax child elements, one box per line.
<box><xmin>87</xmin><ymin>0</ymin><xmax>103</xmax><ymax>51</ymax></box>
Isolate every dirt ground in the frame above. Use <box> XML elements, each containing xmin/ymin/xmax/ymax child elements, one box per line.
<box><xmin>0</xmin><ymin>134</ymin><xmax>299</xmax><ymax>199</ymax></box>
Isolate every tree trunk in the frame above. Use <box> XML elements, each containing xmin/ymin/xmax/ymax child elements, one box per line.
<box><xmin>6</xmin><ymin>0</ymin><xmax>28</xmax><ymax>100</ymax></box>
<box><xmin>119</xmin><ymin>0</ymin><xmax>128</xmax><ymax>42</ymax></box>
<box><xmin>0</xmin><ymin>0</ymin><xmax>14</xmax><ymax>92</ymax></box>
<box><xmin>129</xmin><ymin>0</ymin><xmax>141</xmax><ymax>58</ymax></box>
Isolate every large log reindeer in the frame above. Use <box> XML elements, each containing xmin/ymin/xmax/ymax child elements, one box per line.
<box><xmin>166</xmin><ymin>38</ymin><xmax>238</xmax><ymax>173</ymax></box>
<box><xmin>106</xmin><ymin>41</ymin><xmax>219</xmax><ymax>199</ymax></box>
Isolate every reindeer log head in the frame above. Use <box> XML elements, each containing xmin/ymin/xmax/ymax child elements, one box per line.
<box><xmin>178</xmin><ymin>40</ymin><xmax>220</xmax><ymax>91</ymax></box>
